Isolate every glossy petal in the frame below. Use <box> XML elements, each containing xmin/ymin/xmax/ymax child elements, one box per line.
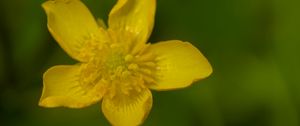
<box><xmin>39</xmin><ymin>65</ymin><xmax>104</xmax><ymax>108</ymax></box>
<box><xmin>102</xmin><ymin>88</ymin><xmax>152</xmax><ymax>126</ymax></box>
<box><xmin>42</xmin><ymin>0</ymin><xmax>100</xmax><ymax>61</ymax></box>
<box><xmin>149</xmin><ymin>40</ymin><xmax>212</xmax><ymax>90</ymax></box>
<box><xmin>108</xmin><ymin>0</ymin><xmax>156</xmax><ymax>48</ymax></box>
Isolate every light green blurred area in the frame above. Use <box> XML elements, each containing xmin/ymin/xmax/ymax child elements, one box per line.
<box><xmin>1</xmin><ymin>0</ymin><xmax>300</xmax><ymax>126</ymax></box>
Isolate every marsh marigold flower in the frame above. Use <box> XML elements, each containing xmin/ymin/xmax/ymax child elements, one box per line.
<box><xmin>39</xmin><ymin>0</ymin><xmax>212</xmax><ymax>125</ymax></box>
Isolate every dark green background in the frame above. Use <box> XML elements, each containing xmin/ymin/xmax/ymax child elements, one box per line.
<box><xmin>1</xmin><ymin>0</ymin><xmax>300</xmax><ymax>126</ymax></box>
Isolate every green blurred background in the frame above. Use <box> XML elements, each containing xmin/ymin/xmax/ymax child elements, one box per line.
<box><xmin>1</xmin><ymin>0</ymin><xmax>300</xmax><ymax>126</ymax></box>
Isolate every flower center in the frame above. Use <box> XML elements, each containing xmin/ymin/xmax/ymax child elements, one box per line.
<box><xmin>105</xmin><ymin>53</ymin><xmax>125</xmax><ymax>71</ymax></box>
<box><xmin>78</xmin><ymin>33</ymin><xmax>158</xmax><ymax>97</ymax></box>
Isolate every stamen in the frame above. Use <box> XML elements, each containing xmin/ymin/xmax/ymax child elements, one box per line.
<box><xmin>128</xmin><ymin>63</ymin><xmax>139</xmax><ymax>70</ymax></box>
<box><xmin>124</xmin><ymin>54</ymin><xmax>133</xmax><ymax>62</ymax></box>
<box><xmin>140</xmin><ymin>68</ymin><xmax>152</xmax><ymax>75</ymax></box>
<box><xmin>140</xmin><ymin>62</ymin><xmax>156</xmax><ymax>67</ymax></box>
<box><xmin>121</xmin><ymin>70</ymin><xmax>131</xmax><ymax>78</ymax></box>
<box><xmin>77</xmin><ymin>36</ymin><xmax>159</xmax><ymax>98</ymax></box>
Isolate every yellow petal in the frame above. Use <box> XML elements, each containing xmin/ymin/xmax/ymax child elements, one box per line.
<box><xmin>42</xmin><ymin>0</ymin><xmax>100</xmax><ymax>61</ymax></box>
<box><xmin>108</xmin><ymin>0</ymin><xmax>156</xmax><ymax>48</ymax></box>
<box><xmin>149</xmin><ymin>40</ymin><xmax>213</xmax><ymax>90</ymax></box>
<box><xmin>39</xmin><ymin>65</ymin><xmax>104</xmax><ymax>108</ymax></box>
<box><xmin>102</xmin><ymin>88</ymin><xmax>152</xmax><ymax>126</ymax></box>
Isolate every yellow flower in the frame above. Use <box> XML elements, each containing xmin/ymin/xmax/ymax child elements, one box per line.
<box><xmin>39</xmin><ymin>0</ymin><xmax>212</xmax><ymax>125</ymax></box>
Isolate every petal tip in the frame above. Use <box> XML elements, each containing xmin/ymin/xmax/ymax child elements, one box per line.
<box><xmin>38</xmin><ymin>97</ymin><xmax>58</xmax><ymax>108</ymax></box>
<box><xmin>41</xmin><ymin>0</ymin><xmax>54</xmax><ymax>12</ymax></box>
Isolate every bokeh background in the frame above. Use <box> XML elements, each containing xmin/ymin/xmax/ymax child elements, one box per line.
<box><xmin>1</xmin><ymin>0</ymin><xmax>300</xmax><ymax>126</ymax></box>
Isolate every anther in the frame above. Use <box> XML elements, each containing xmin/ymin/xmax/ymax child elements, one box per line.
<box><xmin>121</xmin><ymin>70</ymin><xmax>131</xmax><ymax>77</ymax></box>
<box><xmin>128</xmin><ymin>63</ymin><xmax>139</xmax><ymax>70</ymax></box>
<box><xmin>140</xmin><ymin>68</ymin><xmax>152</xmax><ymax>75</ymax></box>
<box><xmin>124</xmin><ymin>54</ymin><xmax>133</xmax><ymax>62</ymax></box>
<box><xmin>142</xmin><ymin>62</ymin><xmax>156</xmax><ymax>67</ymax></box>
